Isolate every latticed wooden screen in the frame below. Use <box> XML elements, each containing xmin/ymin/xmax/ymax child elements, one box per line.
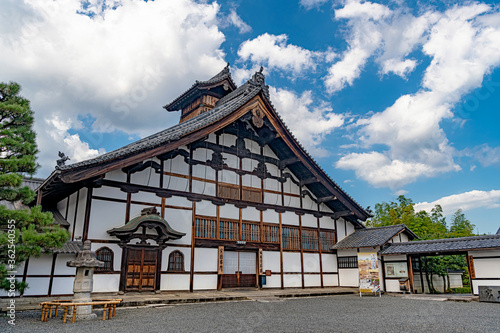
<box><xmin>282</xmin><ymin>226</ymin><xmax>300</xmax><ymax>250</ymax></box>
<box><xmin>338</xmin><ymin>256</ymin><xmax>358</xmax><ymax>268</ymax></box>
<box><xmin>218</xmin><ymin>183</ymin><xmax>239</xmax><ymax>200</ymax></box>
<box><xmin>195</xmin><ymin>217</ymin><xmax>216</xmax><ymax>238</ymax></box>
<box><xmin>167</xmin><ymin>250</ymin><xmax>184</xmax><ymax>272</ymax></box>
<box><xmin>301</xmin><ymin>229</ymin><xmax>318</xmax><ymax>251</ymax></box>
<box><xmin>242</xmin><ymin>222</ymin><xmax>260</xmax><ymax>242</ymax></box>
<box><xmin>241</xmin><ymin>187</ymin><xmax>262</xmax><ymax>203</ymax></box>
<box><xmin>219</xmin><ymin>219</ymin><xmax>239</xmax><ymax>240</ymax></box>
<box><xmin>95</xmin><ymin>247</ymin><xmax>114</xmax><ymax>272</ymax></box>
<box><xmin>320</xmin><ymin>230</ymin><xmax>336</xmax><ymax>251</ymax></box>
<box><xmin>263</xmin><ymin>224</ymin><xmax>280</xmax><ymax>243</ymax></box>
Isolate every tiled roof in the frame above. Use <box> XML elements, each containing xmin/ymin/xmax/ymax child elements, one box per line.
<box><xmin>497</xmin><ymin>227</ymin><xmax>500</xmax><ymax>235</ymax></box>
<box><xmin>332</xmin><ymin>224</ymin><xmax>417</xmax><ymax>249</ymax></box>
<box><xmin>53</xmin><ymin>241</ymin><xmax>83</xmax><ymax>254</ymax></box>
<box><xmin>45</xmin><ymin>207</ymin><xmax>70</xmax><ymax>227</ymax></box>
<box><xmin>379</xmin><ymin>234</ymin><xmax>500</xmax><ymax>255</ymax></box>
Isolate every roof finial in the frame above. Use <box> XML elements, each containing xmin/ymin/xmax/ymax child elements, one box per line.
<box><xmin>259</xmin><ymin>66</ymin><xmax>264</xmax><ymax>73</ymax></box>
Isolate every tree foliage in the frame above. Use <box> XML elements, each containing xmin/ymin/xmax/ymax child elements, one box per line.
<box><xmin>0</xmin><ymin>82</ymin><xmax>69</xmax><ymax>293</ymax></box>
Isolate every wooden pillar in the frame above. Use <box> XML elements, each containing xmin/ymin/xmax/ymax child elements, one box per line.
<box><xmin>82</xmin><ymin>187</ymin><xmax>92</xmax><ymax>242</ymax></box>
<box><xmin>239</xmin><ymin>208</ymin><xmax>243</xmax><ymax>241</ymax></box>
<box><xmin>466</xmin><ymin>252</ymin><xmax>475</xmax><ymax>295</ymax></box>
<box><xmin>298</xmin><ymin>214</ymin><xmax>304</xmax><ymax>289</ymax></box>
<box><xmin>380</xmin><ymin>256</ymin><xmax>387</xmax><ymax>293</ymax></box>
<box><xmin>47</xmin><ymin>254</ymin><xmax>57</xmax><ymax>296</ymax></box>
<box><xmin>407</xmin><ymin>255</ymin><xmax>415</xmax><ymax>293</ymax></box>
<box><xmin>216</xmin><ymin>206</ymin><xmax>220</xmax><ymax>240</ymax></box>
<box><xmin>71</xmin><ymin>190</ymin><xmax>80</xmax><ymax>241</ymax></box>
<box><xmin>21</xmin><ymin>258</ymin><xmax>29</xmax><ymax>296</ymax></box>
<box><xmin>418</xmin><ymin>254</ymin><xmax>425</xmax><ymax>294</ymax></box>
<box><xmin>316</xmin><ymin>216</ymin><xmax>324</xmax><ymax>288</ymax></box>
<box><xmin>188</xmin><ymin>145</ymin><xmax>193</xmax><ymax>193</ymax></box>
<box><xmin>36</xmin><ymin>189</ymin><xmax>43</xmax><ymax>205</ymax></box>
<box><xmin>189</xmin><ymin>202</ymin><xmax>196</xmax><ymax>292</ymax></box>
<box><xmin>279</xmin><ymin>213</ymin><xmax>284</xmax><ymax>289</ymax></box>
<box><xmin>125</xmin><ymin>172</ymin><xmax>131</xmax><ymax>223</ymax></box>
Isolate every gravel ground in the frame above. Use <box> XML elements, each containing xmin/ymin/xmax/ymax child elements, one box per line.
<box><xmin>1</xmin><ymin>295</ymin><xmax>498</xmax><ymax>333</ymax></box>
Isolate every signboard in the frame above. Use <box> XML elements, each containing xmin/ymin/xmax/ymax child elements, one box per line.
<box><xmin>467</xmin><ymin>255</ymin><xmax>475</xmax><ymax>279</ymax></box>
<box><xmin>384</xmin><ymin>262</ymin><xmax>408</xmax><ymax>278</ymax></box>
<box><xmin>258</xmin><ymin>249</ymin><xmax>263</xmax><ymax>275</ymax></box>
<box><xmin>358</xmin><ymin>252</ymin><xmax>380</xmax><ymax>295</ymax></box>
<box><xmin>265</xmin><ymin>270</ymin><xmax>272</xmax><ymax>276</ymax></box>
<box><xmin>218</xmin><ymin>246</ymin><xmax>224</xmax><ymax>275</ymax></box>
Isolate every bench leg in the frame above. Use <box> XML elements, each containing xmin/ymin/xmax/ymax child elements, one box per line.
<box><xmin>72</xmin><ymin>305</ymin><xmax>77</xmax><ymax>323</ymax></box>
<box><xmin>48</xmin><ymin>305</ymin><xmax>52</xmax><ymax>318</ymax></box>
<box><xmin>55</xmin><ymin>305</ymin><xmax>59</xmax><ymax>318</ymax></box>
<box><xmin>63</xmin><ymin>306</ymin><xmax>68</xmax><ymax>324</ymax></box>
<box><xmin>102</xmin><ymin>306</ymin><xmax>107</xmax><ymax>320</ymax></box>
<box><xmin>112</xmin><ymin>304</ymin><xmax>116</xmax><ymax>317</ymax></box>
<box><xmin>40</xmin><ymin>305</ymin><xmax>46</xmax><ymax>322</ymax></box>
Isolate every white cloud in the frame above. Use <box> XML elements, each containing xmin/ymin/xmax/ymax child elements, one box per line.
<box><xmin>334</xmin><ymin>3</ymin><xmax>500</xmax><ymax>189</ymax></box>
<box><xmin>269</xmin><ymin>87</ymin><xmax>344</xmax><ymax>157</ymax></box>
<box><xmin>237</xmin><ymin>33</ymin><xmax>323</xmax><ymax>75</ymax></box>
<box><xmin>415</xmin><ymin>190</ymin><xmax>500</xmax><ymax>216</ymax></box>
<box><xmin>0</xmin><ymin>0</ymin><xmax>227</xmax><ymax>176</ymax></box>
<box><xmin>226</xmin><ymin>9</ymin><xmax>251</xmax><ymax>34</ymax></box>
<box><xmin>464</xmin><ymin>144</ymin><xmax>500</xmax><ymax>167</ymax></box>
<box><xmin>334</xmin><ymin>0</ymin><xmax>391</xmax><ymax>21</ymax></box>
<box><xmin>300</xmin><ymin>0</ymin><xmax>329</xmax><ymax>10</ymax></box>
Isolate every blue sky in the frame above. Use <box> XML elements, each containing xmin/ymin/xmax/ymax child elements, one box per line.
<box><xmin>1</xmin><ymin>0</ymin><xmax>500</xmax><ymax>234</ymax></box>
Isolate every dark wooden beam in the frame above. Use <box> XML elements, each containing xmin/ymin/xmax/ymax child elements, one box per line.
<box><xmin>278</xmin><ymin>156</ymin><xmax>300</xmax><ymax>169</ymax></box>
<box><xmin>317</xmin><ymin>195</ymin><xmax>337</xmax><ymax>203</ymax></box>
<box><xmin>300</xmin><ymin>177</ymin><xmax>318</xmax><ymax>186</ymax></box>
<box><xmin>333</xmin><ymin>210</ymin><xmax>353</xmax><ymax>219</ymax></box>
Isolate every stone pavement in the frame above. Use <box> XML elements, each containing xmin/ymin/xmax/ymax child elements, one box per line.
<box><xmin>387</xmin><ymin>292</ymin><xmax>478</xmax><ymax>302</ymax></box>
<box><xmin>1</xmin><ymin>287</ymin><xmax>357</xmax><ymax>313</ymax></box>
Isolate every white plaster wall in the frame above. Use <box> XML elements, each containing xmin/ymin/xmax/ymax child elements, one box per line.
<box><xmin>400</xmin><ymin>233</ymin><xmax>409</xmax><ymax>242</ymax></box>
<box><xmin>337</xmin><ymin>220</ymin><xmax>346</xmax><ymax>241</ymax></box>
<box><xmin>167</xmin><ymin>196</ymin><xmax>192</xmax><ymax>209</ymax></box>
<box><xmin>472</xmin><ymin>280</ymin><xmax>500</xmax><ymax>295</ymax></box>
<box><xmin>161</xmin><ymin>274</ymin><xmax>190</xmax><ymax>291</ymax></box>
<box><xmin>170</xmin><ymin>154</ymin><xmax>189</xmax><ymax>176</ymax></box>
<box><xmin>471</xmin><ymin>250</ymin><xmax>500</xmax><ymax>257</ymax></box>
<box><xmin>304</xmin><ymin>274</ymin><xmax>321</xmax><ymax>287</ymax></box>
<box><xmin>282</xmin><ymin>211</ymin><xmax>298</xmax><ymax>226</ymax></box>
<box><xmin>302</xmin><ymin>195</ymin><xmax>317</xmax><ymax>211</ymax></box>
<box><xmin>88</xmin><ymin>200</ymin><xmax>125</xmax><ymax>240</ymax></box>
<box><xmin>54</xmin><ymin>254</ymin><xmax>77</xmax><ymax>275</ymax></box>
<box><xmin>192</xmin><ymin>163</ymin><xmax>216</xmax><ymax>181</ymax></box>
<box><xmin>473</xmin><ymin>258</ymin><xmax>500</xmax><ymax>278</ymax></box>
<box><xmin>194</xmin><ymin>248</ymin><xmax>217</xmax><ymax>271</ymax></box>
<box><xmin>262</xmin><ymin>251</ymin><xmax>281</xmax><ymax>272</ymax></box>
<box><xmin>193</xmin><ymin>275</ymin><xmax>217</xmax><ymax>290</ymax></box>
<box><xmin>339</xmin><ymin>269</ymin><xmax>359</xmax><ymax>287</ymax></box>
<box><xmin>222</xmin><ymin>152</ymin><xmax>238</xmax><ymax>169</ymax></box>
<box><xmin>283</xmin><ymin>195</ymin><xmax>300</xmax><ymax>208</ymax></box>
<box><xmin>132</xmin><ymin>191</ymin><xmax>162</xmax><ymax>205</ymax></box>
<box><xmin>241</xmin><ymin>158</ymin><xmax>258</xmax><ymax>172</ymax></box>
<box><xmin>93</xmin><ymin>274</ymin><xmax>120</xmax><ymax>292</ymax></box>
<box><xmin>57</xmin><ymin>198</ymin><xmax>68</xmax><ymax>220</ymax></box>
<box><xmin>24</xmin><ymin>278</ymin><xmax>49</xmax><ymax>296</ymax></box>
<box><xmin>264</xmin><ymin>191</ymin><xmax>280</xmax><ymax>206</ymax></box>
<box><xmin>284</xmin><ymin>274</ymin><xmax>301</xmax><ymax>287</ymax></box>
<box><xmin>244</xmin><ymin>138</ymin><xmax>260</xmax><ymax>154</ymax></box>
<box><xmin>283</xmin><ymin>169</ymin><xmax>300</xmax><ymax>195</ymax></box>
<box><xmin>322</xmin><ymin>253</ymin><xmax>337</xmax><ymax>273</ymax></box>
<box><xmin>282</xmin><ymin>252</ymin><xmax>301</xmax><ymax>273</ymax></box>
<box><xmin>385</xmin><ymin>279</ymin><xmax>401</xmax><ymax>292</ymax></box>
<box><xmin>162</xmin><ymin>247</ymin><xmax>191</xmax><ymax>271</ymax></box>
<box><xmin>195</xmin><ymin>200</ymin><xmax>216</xmax><ymax>217</ymax></box>
<box><xmin>192</xmin><ymin>179</ymin><xmax>216</xmax><ymax>196</ymax></box>
<box><xmin>219</xmin><ymin>204</ymin><xmax>239</xmax><ymax>220</ymax></box>
<box><xmin>75</xmin><ymin>187</ymin><xmax>88</xmax><ymax>240</ymax></box>
<box><xmin>242</xmin><ymin>174</ymin><xmax>260</xmax><ymax>188</ymax></box>
<box><xmin>242</xmin><ymin>206</ymin><xmax>260</xmax><ymax>222</ymax></box>
<box><xmin>220</xmin><ymin>133</ymin><xmax>236</xmax><ymax>147</ymax></box>
<box><xmin>264</xmin><ymin>177</ymin><xmax>280</xmax><ymax>191</ymax></box>
<box><xmin>166</xmin><ymin>175</ymin><xmax>189</xmax><ymax>192</ymax></box>
<box><xmin>206</xmin><ymin>133</ymin><xmax>217</xmax><ymax>144</ymax></box>
<box><xmin>323</xmin><ymin>274</ymin><xmax>339</xmax><ymax>287</ymax></box>
<box><xmin>66</xmin><ymin>192</ymin><xmax>78</xmax><ymax>235</ymax></box>
<box><xmin>338</xmin><ymin>249</ymin><xmax>358</xmax><ymax>257</ymax></box>
<box><xmin>266</xmin><ymin>163</ymin><xmax>280</xmax><ymax>179</ymax></box>
<box><xmin>319</xmin><ymin>216</ymin><xmax>334</xmax><ymax>230</ymax></box>
<box><xmin>51</xmin><ymin>277</ymin><xmax>74</xmax><ymax>295</ymax></box>
<box><xmin>320</xmin><ymin>203</ymin><xmax>333</xmax><ymax>213</ymax></box>
<box><xmin>262</xmin><ymin>145</ymin><xmax>278</xmax><ymax>159</ymax></box>
<box><xmin>193</xmin><ymin>147</ymin><xmax>210</xmax><ymax>162</ymax></box>
<box><xmin>27</xmin><ymin>256</ymin><xmax>52</xmax><ymax>275</ymax></box>
<box><xmin>131</xmin><ymin>167</ymin><xmax>160</xmax><ymax>187</ymax></box>
<box><xmin>93</xmin><ymin>185</ymin><xmax>127</xmax><ymax>200</ymax></box>
<box><xmin>262</xmin><ymin>275</ymin><xmax>281</xmax><ymax>288</ymax></box>
<box><xmin>384</xmin><ymin>255</ymin><xmax>407</xmax><ymax>262</ymax></box>
<box><xmin>263</xmin><ymin>210</ymin><xmax>279</xmax><ymax>224</ymax></box>
<box><xmin>92</xmin><ymin>243</ymin><xmax>122</xmax><ymax>271</ymax></box>
<box><xmin>302</xmin><ymin>214</ymin><xmax>317</xmax><ymax>228</ymax></box>
<box><xmin>105</xmin><ymin>169</ymin><xmax>127</xmax><ymax>182</ymax></box>
<box><xmin>163</xmin><ymin>208</ymin><xmax>192</xmax><ymax>246</ymax></box>
<box><xmin>345</xmin><ymin>220</ymin><xmax>355</xmax><ymax>236</ymax></box>
<box><xmin>303</xmin><ymin>253</ymin><xmax>321</xmax><ymax>273</ymax></box>
<box><xmin>220</xmin><ymin>168</ymin><xmax>238</xmax><ymax>184</ymax></box>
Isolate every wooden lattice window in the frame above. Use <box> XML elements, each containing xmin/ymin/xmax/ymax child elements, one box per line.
<box><xmin>195</xmin><ymin>217</ymin><xmax>216</xmax><ymax>239</ymax></box>
<box><xmin>242</xmin><ymin>222</ymin><xmax>260</xmax><ymax>242</ymax></box>
<box><xmin>167</xmin><ymin>250</ymin><xmax>184</xmax><ymax>272</ymax></box>
<box><xmin>301</xmin><ymin>229</ymin><xmax>318</xmax><ymax>251</ymax></box>
<box><xmin>218</xmin><ymin>183</ymin><xmax>239</xmax><ymax>200</ymax></box>
<box><xmin>263</xmin><ymin>224</ymin><xmax>280</xmax><ymax>243</ymax></box>
<box><xmin>282</xmin><ymin>226</ymin><xmax>300</xmax><ymax>250</ymax></box>
<box><xmin>219</xmin><ymin>219</ymin><xmax>239</xmax><ymax>240</ymax></box>
<box><xmin>95</xmin><ymin>247</ymin><xmax>114</xmax><ymax>272</ymax></box>
<box><xmin>338</xmin><ymin>256</ymin><xmax>358</xmax><ymax>269</ymax></box>
<box><xmin>320</xmin><ymin>230</ymin><xmax>336</xmax><ymax>251</ymax></box>
<box><xmin>241</xmin><ymin>187</ymin><xmax>262</xmax><ymax>203</ymax></box>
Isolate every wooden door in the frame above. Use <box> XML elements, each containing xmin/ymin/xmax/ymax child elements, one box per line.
<box><xmin>125</xmin><ymin>247</ymin><xmax>158</xmax><ymax>292</ymax></box>
<box><xmin>222</xmin><ymin>251</ymin><xmax>257</xmax><ymax>288</ymax></box>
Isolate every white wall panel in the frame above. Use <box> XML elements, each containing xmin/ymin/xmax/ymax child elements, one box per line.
<box><xmin>166</xmin><ymin>175</ymin><xmax>189</xmax><ymax>192</ymax></box>
<box><xmin>167</xmin><ymin>196</ymin><xmax>192</xmax><ymax>208</ymax></box>
<box><xmin>162</xmin><ymin>247</ymin><xmax>191</xmax><ymax>271</ymax></box>
<box><xmin>194</xmin><ymin>248</ymin><xmax>217</xmax><ymax>271</ymax></box>
<box><xmin>303</xmin><ymin>253</ymin><xmax>321</xmax><ymax>273</ymax></box>
<box><xmin>264</xmin><ymin>192</ymin><xmax>280</xmax><ymax>206</ymax></box>
<box><xmin>73</xmin><ymin>188</ymin><xmax>88</xmax><ymax>241</ymax></box>
<box><xmin>282</xmin><ymin>211</ymin><xmax>299</xmax><ymax>226</ymax></box>
<box><xmin>51</xmin><ymin>277</ymin><xmax>74</xmax><ymax>295</ymax></box>
<box><xmin>220</xmin><ymin>133</ymin><xmax>236</xmax><ymax>147</ymax></box>
<box><xmin>132</xmin><ymin>191</ymin><xmax>162</xmax><ymax>205</ymax></box>
<box><xmin>91</xmin><ymin>243</ymin><xmax>122</xmax><ymax>271</ymax></box>
<box><xmin>56</xmin><ymin>198</ymin><xmax>68</xmax><ymax>220</ymax></box>
<box><xmin>263</xmin><ymin>210</ymin><xmax>279</xmax><ymax>223</ymax></box>
<box><xmin>170</xmin><ymin>154</ymin><xmax>189</xmax><ymax>176</ymax></box>
<box><xmin>471</xmin><ymin>250</ymin><xmax>500</xmax><ymax>257</ymax></box>
<box><xmin>284</xmin><ymin>274</ymin><xmax>302</xmax><ymax>288</ymax></box>
<box><xmin>93</xmin><ymin>185</ymin><xmax>127</xmax><ymax>200</ymax></box>
<box><xmin>89</xmin><ymin>200</ymin><xmax>125</xmax><ymax>240</ymax></box>
<box><xmin>161</xmin><ymin>274</ymin><xmax>190</xmax><ymax>291</ymax></box>
<box><xmin>473</xmin><ymin>258</ymin><xmax>500</xmax><ymax>278</ymax></box>
<box><xmin>219</xmin><ymin>204</ymin><xmax>239</xmax><ymax>220</ymax></box>
<box><xmin>222</xmin><ymin>152</ymin><xmax>238</xmax><ymax>169</ymax></box>
<box><xmin>302</xmin><ymin>195</ymin><xmax>317</xmax><ymax>211</ymax></box>
<box><xmin>27</xmin><ymin>256</ymin><xmax>52</xmax><ymax>275</ymax></box>
<box><xmin>24</xmin><ymin>278</ymin><xmax>49</xmax><ymax>296</ymax></box>
<box><xmin>384</xmin><ymin>255</ymin><xmax>407</xmax><ymax>262</ymax></box>
<box><xmin>54</xmin><ymin>254</ymin><xmax>77</xmax><ymax>275</ymax></box>
<box><xmin>302</xmin><ymin>214</ymin><xmax>317</xmax><ymax>228</ymax></box>
<box><xmin>339</xmin><ymin>269</ymin><xmax>359</xmax><ymax>287</ymax></box>
<box><xmin>192</xmin><ymin>180</ymin><xmax>216</xmax><ymax>196</ymax></box>
<box><xmin>241</xmin><ymin>158</ymin><xmax>258</xmax><ymax>172</ymax></box>
<box><xmin>284</xmin><ymin>195</ymin><xmax>300</xmax><ymax>208</ymax></box>
<box><xmin>195</xmin><ymin>200</ymin><xmax>216</xmax><ymax>217</ymax></box>
<box><xmin>262</xmin><ymin>251</ymin><xmax>281</xmax><ymax>272</ymax></box>
<box><xmin>323</xmin><ymin>274</ymin><xmax>339</xmax><ymax>287</ymax></box>
<box><xmin>192</xmin><ymin>164</ymin><xmax>216</xmax><ymax>180</ymax></box>
<box><xmin>242</xmin><ymin>206</ymin><xmax>260</xmax><ymax>222</ymax></box>
<box><xmin>472</xmin><ymin>280</ymin><xmax>500</xmax><ymax>295</ymax></box>
<box><xmin>105</xmin><ymin>169</ymin><xmax>127</xmax><ymax>182</ymax></box>
<box><xmin>385</xmin><ymin>279</ymin><xmax>400</xmax><ymax>292</ymax></box>
<box><xmin>304</xmin><ymin>274</ymin><xmax>321</xmax><ymax>287</ymax></box>
<box><xmin>319</xmin><ymin>216</ymin><xmax>334</xmax><ymax>230</ymax></box>
<box><xmin>322</xmin><ymin>253</ymin><xmax>337</xmax><ymax>272</ymax></box>
<box><xmin>262</xmin><ymin>145</ymin><xmax>278</xmax><ymax>159</ymax></box>
<box><xmin>262</xmin><ymin>275</ymin><xmax>281</xmax><ymax>288</ymax></box>
<box><xmin>345</xmin><ymin>220</ymin><xmax>355</xmax><ymax>236</ymax></box>
<box><xmin>242</xmin><ymin>174</ymin><xmax>260</xmax><ymax>188</ymax></box>
<box><xmin>93</xmin><ymin>274</ymin><xmax>120</xmax><ymax>292</ymax></box>
<box><xmin>220</xmin><ymin>169</ymin><xmax>238</xmax><ymax>184</ymax></box>
<box><xmin>131</xmin><ymin>168</ymin><xmax>160</xmax><ymax>187</ymax></box>
<box><xmin>400</xmin><ymin>233</ymin><xmax>409</xmax><ymax>242</ymax></box>
<box><xmin>320</xmin><ymin>203</ymin><xmax>333</xmax><ymax>213</ymax></box>
<box><xmin>206</xmin><ymin>133</ymin><xmax>217</xmax><ymax>143</ymax></box>
<box><xmin>244</xmin><ymin>138</ymin><xmax>260</xmax><ymax>154</ymax></box>
<box><xmin>282</xmin><ymin>252</ymin><xmax>301</xmax><ymax>273</ymax></box>
<box><xmin>163</xmin><ymin>208</ymin><xmax>192</xmax><ymax>245</ymax></box>
<box><xmin>338</xmin><ymin>249</ymin><xmax>357</xmax><ymax>257</ymax></box>
<box><xmin>193</xmin><ymin>275</ymin><xmax>217</xmax><ymax>290</ymax></box>
<box><xmin>265</xmin><ymin>163</ymin><xmax>280</xmax><ymax>178</ymax></box>
<box><xmin>193</xmin><ymin>148</ymin><xmax>210</xmax><ymax>162</ymax></box>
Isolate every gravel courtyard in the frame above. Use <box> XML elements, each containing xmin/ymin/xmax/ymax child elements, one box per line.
<box><xmin>2</xmin><ymin>295</ymin><xmax>498</xmax><ymax>333</ymax></box>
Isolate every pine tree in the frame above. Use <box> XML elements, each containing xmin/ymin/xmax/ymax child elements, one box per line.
<box><xmin>0</xmin><ymin>82</ymin><xmax>69</xmax><ymax>293</ymax></box>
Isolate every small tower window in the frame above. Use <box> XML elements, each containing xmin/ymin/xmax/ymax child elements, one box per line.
<box><xmin>95</xmin><ymin>247</ymin><xmax>114</xmax><ymax>272</ymax></box>
<box><xmin>168</xmin><ymin>250</ymin><xmax>184</xmax><ymax>272</ymax></box>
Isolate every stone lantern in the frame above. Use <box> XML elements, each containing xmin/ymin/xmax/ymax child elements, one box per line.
<box><xmin>67</xmin><ymin>240</ymin><xmax>104</xmax><ymax>319</ymax></box>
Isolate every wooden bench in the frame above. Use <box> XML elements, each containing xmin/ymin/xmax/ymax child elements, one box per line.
<box><xmin>39</xmin><ymin>299</ymin><xmax>122</xmax><ymax>323</ymax></box>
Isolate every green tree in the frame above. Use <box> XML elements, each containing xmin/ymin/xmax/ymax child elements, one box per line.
<box><xmin>449</xmin><ymin>209</ymin><xmax>475</xmax><ymax>238</ymax></box>
<box><xmin>0</xmin><ymin>82</ymin><xmax>69</xmax><ymax>293</ymax></box>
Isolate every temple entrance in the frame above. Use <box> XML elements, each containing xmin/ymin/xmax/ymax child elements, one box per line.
<box><xmin>222</xmin><ymin>251</ymin><xmax>257</xmax><ymax>288</ymax></box>
<box><xmin>124</xmin><ymin>246</ymin><xmax>160</xmax><ymax>292</ymax></box>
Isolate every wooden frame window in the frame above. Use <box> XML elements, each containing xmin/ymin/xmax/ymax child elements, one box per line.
<box><xmin>301</xmin><ymin>228</ymin><xmax>318</xmax><ymax>251</ymax></box>
<box><xmin>95</xmin><ymin>247</ymin><xmax>114</xmax><ymax>272</ymax></box>
<box><xmin>282</xmin><ymin>226</ymin><xmax>300</xmax><ymax>250</ymax></box>
<box><xmin>338</xmin><ymin>256</ymin><xmax>358</xmax><ymax>269</ymax></box>
<box><xmin>263</xmin><ymin>224</ymin><xmax>280</xmax><ymax>243</ymax></box>
<box><xmin>320</xmin><ymin>230</ymin><xmax>336</xmax><ymax>251</ymax></box>
<box><xmin>242</xmin><ymin>222</ymin><xmax>260</xmax><ymax>242</ymax></box>
<box><xmin>195</xmin><ymin>217</ymin><xmax>216</xmax><ymax>239</ymax></box>
<box><xmin>167</xmin><ymin>250</ymin><xmax>184</xmax><ymax>272</ymax></box>
<box><xmin>219</xmin><ymin>219</ymin><xmax>239</xmax><ymax>240</ymax></box>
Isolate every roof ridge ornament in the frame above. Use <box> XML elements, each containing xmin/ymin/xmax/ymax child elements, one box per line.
<box><xmin>249</xmin><ymin>66</ymin><xmax>266</xmax><ymax>87</ymax></box>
